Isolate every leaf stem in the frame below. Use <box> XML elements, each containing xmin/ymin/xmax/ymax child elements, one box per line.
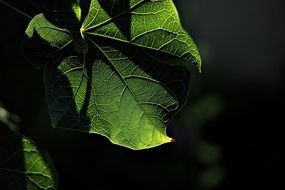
<box><xmin>0</xmin><ymin>0</ymin><xmax>32</xmax><ymax>20</ymax></box>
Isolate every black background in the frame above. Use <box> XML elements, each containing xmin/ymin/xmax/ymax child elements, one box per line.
<box><xmin>0</xmin><ymin>0</ymin><xmax>284</xmax><ymax>189</ymax></box>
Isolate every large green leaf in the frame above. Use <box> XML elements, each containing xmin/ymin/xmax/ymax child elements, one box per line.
<box><xmin>0</xmin><ymin>125</ymin><xmax>58</xmax><ymax>190</ymax></box>
<box><xmin>23</xmin><ymin>0</ymin><xmax>201</xmax><ymax>149</ymax></box>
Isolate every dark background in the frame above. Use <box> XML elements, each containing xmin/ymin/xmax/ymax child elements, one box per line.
<box><xmin>0</xmin><ymin>0</ymin><xmax>284</xmax><ymax>189</ymax></box>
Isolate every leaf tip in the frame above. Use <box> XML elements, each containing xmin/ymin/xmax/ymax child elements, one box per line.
<box><xmin>196</xmin><ymin>53</ymin><xmax>202</xmax><ymax>74</ymax></box>
<box><xmin>197</xmin><ymin>63</ymin><xmax>202</xmax><ymax>74</ymax></box>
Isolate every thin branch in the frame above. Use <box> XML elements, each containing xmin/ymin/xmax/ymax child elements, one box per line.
<box><xmin>0</xmin><ymin>0</ymin><xmax>32</xmax><ymax>20</ymax></box>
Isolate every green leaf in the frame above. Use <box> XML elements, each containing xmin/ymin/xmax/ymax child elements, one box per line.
<box><xmin>23</xmin><ymin>0</ymin><xmax>201</xmax><ymax>149</ymax></box>
<box><xmin>82</xmin><ymin>0</ymin><xmax>201</xmax><ymax>69</ymax></box>
<box><xmin>0</xmin><ymin>126</ymin><xmax>58</xmax><ymax>189</ymax></box>
<box><xmin>44</xmin><ymin>44</ymin><xmax>190</xmax><ymax>149</ymax></box>
<box><xmin>23</xmin><ymin>13</ymin><xmax>72</xmax><ymax>67</ymax></box>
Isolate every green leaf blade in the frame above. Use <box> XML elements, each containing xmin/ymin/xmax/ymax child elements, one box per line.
<box><xmin>23</xmin><ymin>13</ymin><xmax>72</xmax><ymax>67</ymax></box>
<box><xmin>45</xmin><ymin>38</ymin><xmax>190</xmax><ymax>149</ymax></box>
<box><xmin>82</xmin><ymin>0</ymin><xmax>201</xmax><ymax>69</ymax></box>
<box><xmin>24</xmin><ymin>0</ymin><xmax>200</xmax><ymax>150</ymax></box>
<box><xmin>0</xmin><ymin>126</ymin><xmax>58</xmax><ymax>189</ymax></box>
<box><xmin>25</xmin><ymin>14</ymin><xmax>72</xmax><ymax>47</ymax></box>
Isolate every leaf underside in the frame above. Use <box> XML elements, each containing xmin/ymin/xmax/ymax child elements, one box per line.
<box><xmin>0</xmin><ymin>126</ymin><xmax>58</xmax><ymax>190</ymax></box>
<box><xmin>23</xmin><ymin>0</ymin><xmax>201</xmax><ymax>150</ymax></box>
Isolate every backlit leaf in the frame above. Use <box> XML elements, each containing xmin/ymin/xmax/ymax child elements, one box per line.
<box><xmin>23</xmin><ymin>0</ymin><xmax>201</xmax><ymax>149</ymax></box>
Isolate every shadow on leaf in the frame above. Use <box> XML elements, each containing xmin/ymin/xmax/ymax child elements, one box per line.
<box><xmin>44</xmin><ymin>60</ymin><xmax>92</xmax><ymax>131</ymax></box>
<box><xmin>98</xmin><ymin>0</ymin><xmax>131</xmax><ymax>40</ymax></box>
<box><xmin>92</xmin><ymin>35</ymin><xmax>191</xmax><ymax>114</ymax></box>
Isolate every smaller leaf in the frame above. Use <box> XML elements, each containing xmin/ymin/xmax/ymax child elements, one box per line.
<box><xmin>0</xmin><ymin>124</ymin><xmax>58</xmax><ymax>189</ymax></box>
<box><xmin>23</xmin><ymin>13</ymin><xmax>72</xmax><ymax>67</ymax></box>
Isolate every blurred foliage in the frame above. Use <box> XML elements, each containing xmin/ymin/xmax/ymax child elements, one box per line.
<box><xmin>0</xmin><ymin>101</ymin><xmax>20</xmax><ymax>132</ymax></box>
<box><xmin>178</xmin><ymin>94</ymin><xmax>225</xmax><ymax>190</ymax></box>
